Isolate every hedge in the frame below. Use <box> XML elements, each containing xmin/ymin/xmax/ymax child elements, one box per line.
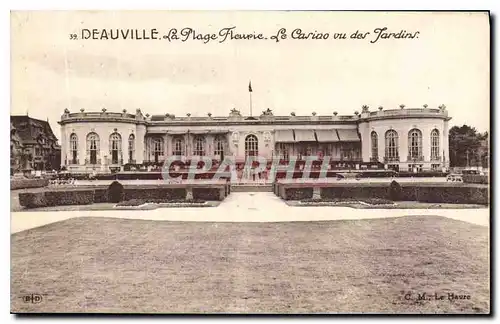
<box><xmin>277</xmin><ymin>182</ymin><xmax>488</xmax><ymax>205</ymax></box>
<box><xmin>11</xmin><ymin>179</ymin><xmax>49</xmax><ymax>190</ymax></box>
<box><xmin>18</xmin><ymin>183</ymin><xmax>229</xmax><ymax>208</ymax></box>
<box><xmin>93</xmin><ymin>188</ymin><xmax>109</xmax><ymax>203</ymax></box>
<box><xmin>19</xmin><ymin>189</ymin><xmax>94</xmax><ymax>208</ymax></box>
<box><xmin>192</xmin><ymin>188</ymin><xmax>223</xmax><ymax>201</ymax></box>
<box><xmin>285</xmin><ymin>188</ymin><xmax>313</xmax><ymax>200</ymax></box>
<box><xmin>91</xmin><ymin>172</ymin><xmax>231</xmax><ymax>181</ymax></box>
<box><xmin>400</xmin><ymin>185</ymin><xmax>488</xmax><ymax>204</ymax></box>
<box><xmin>123</xmin><ymin>188</ymin><xmax>187</xmax><ymax>201</ymax></box>
<box><xmin>396</xmin><ymin>171</ymin><xmax>448</xmax><ymax>178</ymax></box>
<box><xmin>462</xmin><ymin>174</ymin><xmax>489</xmax><ymax>184</ymax></box>
<box><xmin>321</xmin><ymin>186</ymin><xmax>390</xmax><ymax>200</ymax></box>
<box><xmin>275</xmin><ymin>171</ymin><xmax>340</xmax><ymax>180</ymax></box>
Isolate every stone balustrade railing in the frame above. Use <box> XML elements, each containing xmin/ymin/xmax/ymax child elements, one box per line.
<box><xmin>59</xmin><ymin>107</ymin><xmax>449</xmax><ymax>125</ymax></box>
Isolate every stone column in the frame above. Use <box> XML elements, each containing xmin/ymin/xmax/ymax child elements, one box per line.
<box><xmin>79</xmin><ymin>130</ymin><xmax>87</xmax><ymax>167</ymax></box>
<box><xmin>121</xmin><ymin>133</ymin><xmax>128</xmax><ymax>166</ymax></box>
<box><xmin>184</xmin><ymin>133</ymin><xmax>191</xmax><ymax>157</ymax></box>
<box><xmin>378</xmin><ymin>130</ymin><xmax>385</xmax><ymax>163</ymax></box>
<box><xmin>144</xmin><ymin>136</ymin><xmax>150</xmax><ymax>162</ymax></box>
<box><xmin>443</xmin><ymin>120</ymin><xmax>450</xmax><ymax>168</ymax></box>
<box><xmin>135</xmin><ymin>125</ymin><xmax>146</xmax><ymax>163</ymax></box>
<box><xmin>164</xmin><ymin>133</ymin><xmax>170</xmax><ymax>160</ymax></box>
<box><xmin>60</xmin><ymin>125</ymin><xmax>67</xmax><ymax>167</ymax></box>
<box><xmin>423</xmin><ymin>126</ymin><xmax>431</xmax><ymax>165</ymax></box>
<box><xmin>226</xmin><ymin>133</ymin><xmax>233</xmax><ymax>157</ymax></box>
<box><xmin>398</xmin><ymin>127</ymin><xmax>408</xmax><ymax>163</ymax></box>
<box><xmin>359</xmin><ymin>123</ymin><xmax>371</xmax><ymax>162</ymax></box>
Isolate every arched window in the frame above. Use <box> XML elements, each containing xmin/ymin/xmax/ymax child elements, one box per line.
<box><xmin>70</xmin><ymin>133</ymin><xmax>78</xmax><ymax>164</ymax></box>
<box><xmin>408</xmin><ymin>129</ymin><xmax>423</xmax><ymax>160</ymax></box>
<box><xmin>370</xmin><ymin>131</ymin><xmax>378</xmax><ymax>161</ymax></box>
<box><xmin>152</xmin><ymin>137</ymin><xmax>164</xmax><ymax>163</ymax></box>
<box><xmin>172</xmin><ymin>137</ymin><xmax>184</xmax><ymax>156</ymax></box>
<box><xmin>193</xmin><ymin>136</ymin><xmax>206</xmax><ymax>156</ymax></box>
<box><xmin>431</xmin><ymin>129</ymin><xmax>440</xmax><ymax>161</ymax></box>
<box><xmin>86</xmin><ymin>132</ymin><xmax>100</xmax><ymax>165</ymax></box>
<box><xmin>109</xmin><ymin>133</ymin><xmax>122</xmax><ymax>164</ymax></box>
<box><xmin>245</xmin><ymin>134</ymin><xmax>258</xmax><ymax>157</ymax></box>
<box><xmin>385</xmin><ymin>130</ymin><xmax>399</xmax><ymax>160</ymax></box>
<box><xmin>128</xmin><ymin>134</ymin><xmax>135</xmax><ymax>163</ymax></box>
<box><xmin>214</xmin><ymin>136</ymin><xmax>225</xmax><ymax>158</ymax></box>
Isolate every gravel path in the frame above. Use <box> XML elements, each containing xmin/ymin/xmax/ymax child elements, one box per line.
<box><xmin>11</xmin><ymin>193</ymin><xmax>489</xmax><ymax>234</ymax></box>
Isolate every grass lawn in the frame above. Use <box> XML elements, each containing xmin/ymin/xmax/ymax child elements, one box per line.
<box><xmin>11</xmin><ymin>216</ymin><xmax>489</xmax><ymax>314</ymax></box>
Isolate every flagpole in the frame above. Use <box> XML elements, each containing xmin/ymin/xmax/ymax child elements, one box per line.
<box><xmin>249</xmin><ymin>91</ymin><xmax>253</xmax><ymax>117</ymax></box>
<box><xmin>248</xmin><ymin>80</ymin><xmax>253</xmax><ymax>117</ymax></box>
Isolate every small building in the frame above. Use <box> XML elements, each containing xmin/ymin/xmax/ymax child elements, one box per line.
<box><xmin>10</xmin><ymin>115</ymin><xmax>61</xmax><ymax>174</ymax></box>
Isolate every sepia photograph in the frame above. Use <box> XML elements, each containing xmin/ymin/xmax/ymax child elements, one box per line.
<box><xmin>9</xmin><ymin>10</ymin><xmax>490</xmax><ymax>314</ymax></box>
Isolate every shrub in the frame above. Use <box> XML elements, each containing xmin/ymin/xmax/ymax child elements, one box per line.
<box><xmin>389</xmin><ymin>180</ymin><xmax>402</xmax><ymax>200</ymax></box>
<box><xmin>107</xmin><ymin>181</ymin><xmax>124</xmax><ymax>203</ymax></box>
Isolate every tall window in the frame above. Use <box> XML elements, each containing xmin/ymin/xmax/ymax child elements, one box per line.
<box><xmin>193</xmin><ymin>136</ymin><xmax>205</xmax><ymax>156</ymax></box>
<box><xmin>245</xmin><ymin>134</ymin><xmax>258</xmax><ymax>157</ymax></box>
<box><xmin>86</xmin><ymin>132</ymin><xmax>100</xmax><ymax>165</ymax></box>
<box><xmin>371</xmin><ymin>131</ymin><xmax>378</xmax><ymax>161</ymax></box>
<box><xmin>340</xmin><ymin>144</ymin><xmax>354</xmax><ymax>161</ymax></box>
<box><xmin>408</xmin><ymin>128</ymin><xmax>423</xmax><ymax>159</ymax></box>
<box><xmin>128</xmin><ymin>134</ymin><xmax>135</xmax><ymax>163</ymax></box>
<box><xmin>173</xmin><ymin>137</ymin><xmax>184</xmax><ymax>156</ymax></box>
<box><xmin>276</xmin><ymin>143</ymin><xmax>289</xmax><ymax>161</ymax></box>
<box><xmin>430</xmin><ymin>129</ymin><xmax>440</xmax><ymax>160</ymax></box>
<box><xmin>109</xmin><ymin>133</ymin><xmax>122</xmax><ymax>164</ymax></box>
<box><xmin>152</xmin><ymin>137</ymin><xmax>164</xmax><ymax>163</ymax></box>
<box><xmin>385</xmin><ymin>130</ymin><xmax>399</xmax><ymax>159</ymax></box>
<box><xmin>214</xmin><ymin>136</ymin><xmax>225</xmax><ymax>158</ymax></box>
<box><xmin>70</xmin><ymin>133</ymin><xmax>78</xmax><ymax>164</ymax></box>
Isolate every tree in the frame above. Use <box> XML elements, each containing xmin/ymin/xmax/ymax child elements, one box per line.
<box><xmin>449</xmin><ymin>125</ymin><xmax>484</xmax><ymax>167</ymax></box>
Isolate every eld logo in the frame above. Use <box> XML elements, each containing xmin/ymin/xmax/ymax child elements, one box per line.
<box><xmin>21</xmin><ymin>294</ymin><xmax>43</xmax><ymax>304</ymax></box>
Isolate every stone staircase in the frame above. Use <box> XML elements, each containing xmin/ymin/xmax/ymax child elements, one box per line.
<box><xmin>230</xmin><ymin>183</ymin><xmax>273</xmax><ymax>192</ymax></box>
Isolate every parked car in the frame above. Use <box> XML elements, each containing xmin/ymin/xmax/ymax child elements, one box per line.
<box><xmin>462</xmin><ymin>169</ymin><xmax>481</xmax><ymax>175</ymax></box>
<box><xmin>446</xmin><ymin>174</ymin><xmax>463</xmax><ymax>182</ymax></box>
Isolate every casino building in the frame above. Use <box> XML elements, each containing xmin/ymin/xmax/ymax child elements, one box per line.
<box><xmin>58</xmin><ymin>105</ymin><xmax>451</xmax><ymax>173</ymax></box>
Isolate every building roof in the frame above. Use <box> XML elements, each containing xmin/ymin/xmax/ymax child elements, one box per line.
<box><xmin>10</xmin><ymin>115</ymin><xmax>59</xmax><ymax>146</ymax></box>
<box><xmin>59</xmin><ymin>106</ymin><xmax>452</xmax><ymax>126</ymax></box>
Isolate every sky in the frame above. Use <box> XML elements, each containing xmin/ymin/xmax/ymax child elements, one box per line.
<box><xmin>10</xmin><ymin>11</ymin><xmax>490</xmax><ymax>140</ymax></box>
